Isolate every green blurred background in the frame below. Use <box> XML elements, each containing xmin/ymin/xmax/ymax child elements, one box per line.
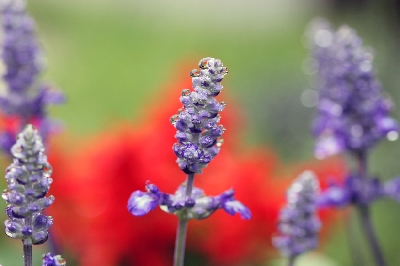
<box><xmin>2</xmin><ymin>0</ymin><xmax>400</xmax><ymax>265</ymax></box>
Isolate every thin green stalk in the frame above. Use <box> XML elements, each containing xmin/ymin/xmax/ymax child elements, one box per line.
<box><xmin>173</xmin><ymin>173</ymin><xmax>195</xmax><ymax>266</ymax></box>
<box><xmin>23</xmin><ymin>241</ymin><xmax>32</xmax><ymax>266</ymax></box>
<box><xmin>354</xmin><ymin>151</ymin><xmax>385</xmax><ymax>266</ymax></box>
<box><xmin>288</xmin><ymin>255</ymin><xmax>296</xmax><ymax>266</ymax></box>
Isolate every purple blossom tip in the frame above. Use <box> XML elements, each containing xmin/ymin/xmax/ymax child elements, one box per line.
<box><xmin>307</xmin><ymin>19</ymin><xmax>399</xmax><ymax>157</ymax></box>
<box><xmin>42</xmin><ymin>252</ymin><xmax>66</xmax><ymax>266</ymax></box>
<box><xmin>127</xmin><ymin>189</ymin><xmax>160</xmax><ymax>216</ymax></box>
<box><xmin>273</xmin><ymin>171</ymin><xmax>321</xmax><ymax>257</ymax></box>
<box><xmin>171</xmin><ymin>57</ymin><xmax>228</xmax><ymax>174</ymax></box>
<box><xmin>222</xmin><ymin>199</ymin><xmax>252</xmax><ymax>219</ymax></box>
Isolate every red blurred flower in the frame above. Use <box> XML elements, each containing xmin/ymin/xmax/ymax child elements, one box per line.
<box><xmin>47</xmin><ymin>63</ymin><xmax>346</xmax><ymax>266</ymax></box>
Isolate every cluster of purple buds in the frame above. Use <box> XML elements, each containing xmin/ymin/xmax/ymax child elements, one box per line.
<box><xmin>273</xmin><ymin>171</ymin><xmax>321</xmax><ymax>258</ymax></box>
<box><xmin>307</xmin><ymin>19</ymin><xmax>398</xmax><ymax>159</ymax></box>
<box><xmin>171</xmin><ymin>57</ymin><xmax>228</xmax><ymax>174</ymax></box>
<box><xmin>128</xmin><ymin>181</ymin><xmax>251</xmax><ymax>220</ymax></box>
<box><xmin>2</xmin><ymin>124</ymin><xmax>54</xmax><ymax>245</ymax></box>
<box><xmin>42</xmin><ymin>253</ymin><xmax>66</xmax><ymax>266</ymax></box>
<box><xmin>0</xmin><ymin>0</ymin><xmax>64</xmax><ymax>154</ymax></box>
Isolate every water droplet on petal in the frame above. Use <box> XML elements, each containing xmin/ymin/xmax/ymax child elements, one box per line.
<box><xmin>220</xmin><ymin>67</ymin><xmax>229</xmax><ymax>75</ymax></box>
<box><xmin>218</xmin><ymin>125</ymin><xmax>226</xmax><ymax>133</ymax></box>
<box><xmin>190</xmin><ymin>69</ymin><xmax>200</xmax><ymax>77</ymax></box>
<box><xmin>170</xmin><ymin>114</ymin><xmax>179</xmax><ymax>125</ymax></box>
<box><xmin>56</xmin><ymin>257</ymin><xmax>66</xmax><ymax>266</ymax></box>
<box><xmin>43</xmin><ymin>165</ymin><xmax>53</xmax><ymax>177</ymax></box>
<box><xmin>199</xmin><ymin>58</ymin><xmax>209</xmax><ymax>69</ymax></box>
<box><xmin>181</xmin><ymin>89</ymin><xmax>191</xmax><ymax>96</ymax></box>
<box><xmin>216</xmin><ymin>137</ymin><xmax>224</xmax><ymax>148</ymax></box>
<box><xmin>177</xmin><ymin>108</ymin><xmax>185</xmax><ymax>114</ymax></box>
<box><xmin>2</xmin><ymin>189</ymin><xmax>10</xmax><ymax>201</ymax></box>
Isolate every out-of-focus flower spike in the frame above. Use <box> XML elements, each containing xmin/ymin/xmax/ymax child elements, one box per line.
<box><xmin>273</xmin><ymin>171</ymin><xmax>321</xmax><ymax>259</ymax></box>
<box><xmin>0</xmin><ymin>0</ymin><xmax>64</xmax><ymax>155</ymax></box>
<box><xmin>307</xmin><ymin>19</ymin><xmax>399</xmax><ymax>158</ymax></box>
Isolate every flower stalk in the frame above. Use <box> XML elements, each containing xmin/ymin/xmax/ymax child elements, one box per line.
<box><xmin>354</xmin><ymin>151</ymin><xmax>386</xmax><ymax>266</ymax></box>
<box><xmin>173</xmin><ymin>173</ymin><xmax>194</xmax><ymax>266</ymax></box>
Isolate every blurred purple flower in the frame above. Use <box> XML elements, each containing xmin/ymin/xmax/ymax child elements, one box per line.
<box><xmin>0</xmin><ymin>0</ymin><xmax>64</xmax><ymax>154</ymax></box>
<box><xmin>307</xmin><ymin>19</ymin><xmax>398</xmax><ymax>159</ymax></box>
<box><xmin>318</xmin><ymin>174</ymin><xmax>384</xmax><ymax>208</ymax></box>
<box><xmin>273</xmin><ymin>171</ymin><xmax>321</xmax><ymax>258</ymax></box>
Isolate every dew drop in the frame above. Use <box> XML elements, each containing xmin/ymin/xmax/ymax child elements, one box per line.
<box><xmin>190</xmin><ymin>69</ymin><xmax>200</xmax><ymax>77</ymax></box>
<box><xmin>218</xmin><ymin>125</ymin><xmax>226</xmax><ymax>133</ymax></box>
<box><xmin>170</xmin><ymin>114</ymin><xmax>179</xmax><ymax>125</ymax></box>
<box><xmin>216</xmin><ymin>137</ymin><xmax>224</xmax><ymax>148</ymax></box>
<box><xmin>43</xmin><ymin>165</ymin><xmax>53</xmax><ymax>177</ymax></box>
<box><xmin>199</xmin><ymin>59</ymin><xmax>209</xmax><ymax>69</ymax></box>
<box><xmin>56</xmin><ymin>257</ymin><xmax>67</xmax><ymax>266</ymax></box>
<box><xmin>220</xmin><ymin>67</ymin><xmax>229</xmax><ymax>75</ymax></box>
<box><xmin>2</xmin><ymin>189</ymin><xmax>10</xmax><ymax>201</ymax></box>
<box><xmin>177</xmin><ymin>108</ymin><xmax>185</xmax><ymax>114</ymax></box>
<box><xmin>220</xmin><ymin>101</ymin><xmax>226</xmax><ymax>108</ymax></box>
<box><xmin>181</xmin><ymin>89</ymin><xmax>191</xmax><ymax>96</ymax></box>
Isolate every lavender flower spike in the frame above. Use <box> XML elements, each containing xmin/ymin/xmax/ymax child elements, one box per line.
<box><xmin>42</xmin><ymin>253</ymin><xmax>66</xmax><ymax>266</ymax></box>
<box><xmin>2</xmin><ymin>125</ymin><xmax>54</xmax><ymax>266</ymax></box>
<box><xmin>0</xmin><ymin>0</ymin><xmax>64</xmax><ymax>154</ymax></box>
<box><xmin>171</xmin><ymin>57</ymin><xmax>228</xmax><ymax>174</ymax></box>
<box><xmin>308</xmin><ymin>20</ymin><xmax>398</xmax><ymax>159</ymax></box>
<box><xmin>128</xmin><ymin>181</ymin><xmax>251</xmax><ymax>220</ymax></box>
<box><xmin>273</xmin><ymin>171</ymin><xmax>321</xmax><ymax>262</ymax></box>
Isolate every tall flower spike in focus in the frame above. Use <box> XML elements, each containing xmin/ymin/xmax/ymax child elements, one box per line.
<box><xmin>308</xmin><ymin>20</ymin><xmax>398</xmax><ymax>159</ymax></box>
<box><xmin>0</xmin><ymin>0</ymin><xmax>64</xmax><ymax>154</ymax></box>
<box><xmin>2</xmin><ymin>125</ymin><xmax>55</xmax><ymax>265</ymax></box>
<box><xmin>172</xmin><ymin>57</ymin><xmax>228</xmax><ymax>174</ymax></box>
<box><xmin>273</xmin><ymin>171</ymin><xmax>321</xmax><ymax>264</ymax></box>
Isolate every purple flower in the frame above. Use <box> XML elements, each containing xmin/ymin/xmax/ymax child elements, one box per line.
<box><xmin>307</xmin><ymin>19</ymin><xmax>398</xmax><ymax>159</ymax></box>
<box><xmin>2</xmin><ymin>125</ymin><xmax>54</xmax><ymax>245</ymax></box>
<box><xmin>273</xmin><ymin>171</ymin><xmax>321</xmax><ymax>258</ymax></box>
<box><xmin>318</xmin><ymin>174</ymin><xmax>384</xmax><ymax>208</ymax></box>
<box><xmin>127</xmin><ymin>181</ymin><xmax>251</xmax><ymax>220</ymax></box>
<box><xmin>171</xmin><ymin>57</ymin><xmax>228</xmax><ymax>174</ymax></box>
<box><xmin>383</xmin><ymin>177</ymin><xmax>400</xmax><ymax>203</ymax></box>
<box><xmin>42</xmin><ymin>253</ymin><xmax>66</xmax><ymax>266</ymax></box>
<box><xmin>0</xmin><ymin>0</ymin><xmax>64</xmax><ymax>155</ymax></box>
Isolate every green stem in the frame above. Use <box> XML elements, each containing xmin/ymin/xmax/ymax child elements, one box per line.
<box><xmin>354</xmin><ymin>151</ymin><xmax>385</xmax><ymax>266</ymax></box>
<box><xmin>173</xmin><ymin>173</ymin><xmax>195</xmax><ymax>266</ymax></box>
<box><xmin>288</xmin><ymin>255</ymin><xmax>296</xmax><ymax>266</ymax></box>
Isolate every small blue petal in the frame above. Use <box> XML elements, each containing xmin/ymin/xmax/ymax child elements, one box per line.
<box><xmin>222</xmin><ymin>199</ymin><xmax>252</xmax><ymax>219</ymax></box>
<box><xmin>127</xmin><ymin>191</ymin><xmax>159</xmax><ymax>216</ymax></box>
